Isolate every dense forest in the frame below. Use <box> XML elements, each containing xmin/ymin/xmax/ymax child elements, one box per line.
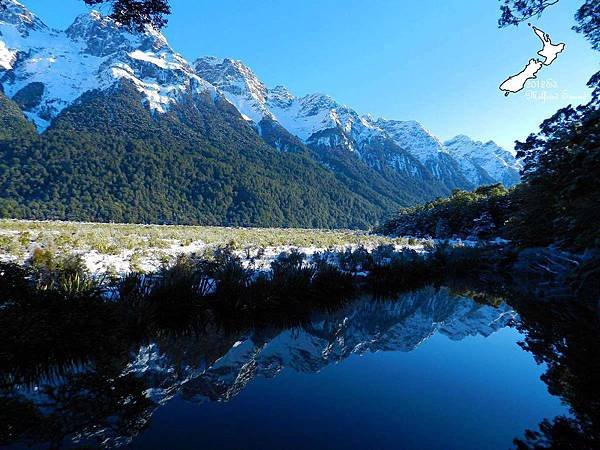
<box><xmin>0</xmin><ymin>83</ymin><xmax>408</xmax><ymax>228</ymax></box>
<box><xmin>383</xmin><ymin>74</ymin><xmax>599</xmax><ymax>252</ymax></box>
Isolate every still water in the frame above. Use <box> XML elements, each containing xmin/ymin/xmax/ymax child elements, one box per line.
<box><xmin>3</xmin><ymin>286</ymin><xmax>587</xmax><ymax>449</ymax></box>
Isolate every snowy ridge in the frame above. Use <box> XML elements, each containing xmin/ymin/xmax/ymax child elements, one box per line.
<box><xmin>194</xmin><ymin>57</ymin><xmax>437</xmax><ymax>185</ymax></box>
<box><xmin>374</xmin><ymin>119</ymin><xmax>448</xmax><ymax>162</ymax></box>
<box><xmin>194</xmin><ymin>56</ymin><xmax>379</xmax><ymax>145</ymax></box>
<box><xmin>0</xmin><ymin>0</ymin><xmax>45</xmax><ymax>36</ymax></box>
<box><xmin>1</xmin><ymin>1</ymin><xmax>520</xmax><ymax>188</ymax></box>
<box><xmin>372</xmin><ymin>118</ymin><xmax>474</xmax><ymax>189</ymax></box>
<box><xmin>194</xmin><ymin>56</ymin><xmax>272</xmax><ymax>123</ymax></box>
<box><xmin>194</xmin><ymin>56</ymin><xmax>518</xmax><ymax>188</ymax></box>
<box><xmin>0</xmin><ymin>1</ymin><xmax>216</xmax><ymax>129</ymax></box>
<box><xmin>445</xmin><ymin>135</ymin><xmax>522</xmax><ymax>187</ymax></box>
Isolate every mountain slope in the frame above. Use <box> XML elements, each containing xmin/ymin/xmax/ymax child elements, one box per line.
<box><xmin>373</xmin><ymin>119</ymin><xmax>474</xmax><ymax>191</ymax></box>
<box><xmin>0</xmin><ymin>1</ymin><xmax>521</xmax><ymax>228</ymax></box>
<box><xmin>444</xmin><ymin>135</ymin><xmax>522</xmax><ymax>187</ymax></box>
<box><xmin>0</xmin><ymin>84</ymin><xmax>387</xmax><ymax>227</ymax></box>
<box><xmin>194</xmin><ymin>57</ymin><xmax>518</xmax><ymax>193</ymax></box>
<box><xmin>195</xmin><ymin>57</ymin><xmax>452</xmax><ymax>199</ymax></box>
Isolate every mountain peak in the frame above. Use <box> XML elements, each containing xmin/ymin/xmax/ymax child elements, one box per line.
<box><xmin>445</xmin><ymin>134</ymin><xmax>472</xmax><ymax>145</ymax></box>
<box><xmin>297</xmin><ymin>93</ymin><xmax>340</xmax><ymax>116</ymax></box>
<box><xmin>194</xmin><ymin>55</ymin><xmax>271</xmax><ymax>122</ymax></box>
<box><xmin>195</xmin><ymin>55</ymin><xmax>223</xmax><ymax>66</ymax></box>
<box><xmin>0</xmin><ymin>0</ymin><xmax>46</xmax><ymax>35</ymax></box>
<box><xmin>375</xmin><ymin>118</ymin><xmax>448</xmax><ymax>161</ymax></box>
<box><xmin>446</xmin><ymin>135</ymin><xmax>508</xmax><ymax>154</ymax></box>
<box><xmin>266</xmin><ymin>85</ymin><xmax>294</xmax><ymax>110</ymax></box>
<box><xmin>195</xmin><ymin>56</ymin><xmax>266</xmax><ymax>94</ymax></box>
<box><xmin>377</xmin><ymin>119</ymin><xmax>429</xmax><ymax>134</ymax></box>
<box><xmin>444</xmin><ymin>135</ymin><xmax>521</xmax><ymax>187</ymax></box>
<box><xmin>66</xmin><ymin>10</ymin><xmax>168</xmax><ymax>57</ymax></box>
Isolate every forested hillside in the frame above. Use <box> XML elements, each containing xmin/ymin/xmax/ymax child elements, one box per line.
<box><xmin>0</xmin><ymin>84</ymin><xmax>394</xmax><ymax>228</ymax></box>
<box><xmin>383</xmin><ymin>76</ymin><xmax>599</xmax><ymax>252</ymax></box>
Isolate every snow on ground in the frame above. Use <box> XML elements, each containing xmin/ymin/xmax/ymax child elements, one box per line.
<box><xmin>0</xmin><ymin>236</ymin><xmax>427</xmax><ymax>276</ymax></box>
<box><xmin>79</xmin><ymin>240</ymin><xmax>427</xmax><ymax>275</ymax></box>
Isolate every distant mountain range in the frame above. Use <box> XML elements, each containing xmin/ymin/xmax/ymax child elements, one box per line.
<box><xmin>0</xmin><ymin>1</ymin><xmax>521</xmax><ymax>227</ymax></box>
<box><xmin>194</xmin><ymin>56</ymin><xmax>521</xmax><ymax>190</ymax></box>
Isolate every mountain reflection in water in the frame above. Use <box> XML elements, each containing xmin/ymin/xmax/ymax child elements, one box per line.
<box><xmin>1</xmin><ymin>285</ymin><xmax>598</xmax><ymax>449</ymax></box>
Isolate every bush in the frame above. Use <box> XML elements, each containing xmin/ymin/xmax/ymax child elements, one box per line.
<box><xmin>381</xmin><ymin>184</ymin><xmax>512</xmax><ymax>240</ymax></box>
<box><xmin>338</xmin><ymin>246</ymin><xmax>374</xmax><ymax>273</ymax></box>
<box><xmin>27</xmin><ymin>249</ymin><xmax>102</xmax><ymax>300</ymax></box>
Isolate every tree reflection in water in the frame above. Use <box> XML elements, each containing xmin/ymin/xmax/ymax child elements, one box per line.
<box><xmin>512</xmin><ymin>299</ymin><xmax>600</xmax><ymax>449</ymax></box>
<box><xmin>0</xmin><ymin>283</ymin><xmax>598</xmax><ymax>449</ymax></box>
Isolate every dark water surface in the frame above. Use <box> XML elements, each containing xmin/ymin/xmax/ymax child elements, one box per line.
<box><xmin>3</xmin><ymin>285</ymin><xmax>597</xmax><ymax>449</ymax></box>
<box><xmin>132</xmin><ymin>331</ymin><xmax>564</xmax><ymax>450</ymax></box>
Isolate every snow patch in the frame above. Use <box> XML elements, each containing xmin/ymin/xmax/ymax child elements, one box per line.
<box><xmin>0</xmin><ymin>41</ymin><xmax>15</xmax><ymax>69</ymax></box>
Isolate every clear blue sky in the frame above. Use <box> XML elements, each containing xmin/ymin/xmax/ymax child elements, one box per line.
<box><xmin>24</xmin><ymin>0</ymin><xmax>598</xmax><ymax>150</ymax></box>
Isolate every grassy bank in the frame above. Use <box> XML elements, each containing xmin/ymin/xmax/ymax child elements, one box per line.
<box><xmin>0</xmin><ymin>219</ymin><xmax>422</xmax><ymax>273</ymax></box>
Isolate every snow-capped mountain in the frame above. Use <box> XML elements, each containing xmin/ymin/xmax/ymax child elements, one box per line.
<box><xmin>373</xmin><ymin>118</ymin><xmax>473</xmax><ymax>190</ymax></box>
<box><xmin>195</xmin><ymin>56</ymin><xmax>380</xmax><ymax>152</ymax></box>
<box><xmin>195</xmin><ymin>57</ymin><xmax>361</xmax><ymax>142</ymax></box>
<box><xmin>0</xmin><ymin>0</ymin><xmax>216</xmax><ymax>129</ymax></box>
<box><xmin>194</xmin><ymin>55</ymin><xmax>270</xmax><ymax>124</ymax></box>
<box><xmin>194</xmin><ymin>56</ymin><xmax>446</xmax><ymax>199</ymax></box>
<box><xmin>196</xmin><ymin>57</ymin><xmax>424</xmax><ymax>172</ymax></box>
<box><xmin>1</xmin><ymin>0</ymin><xmax>520</xmax><ymax>207</ymax></box>
<box><xmin>445</xmin><ymin>135</ymin><xmax>522</xmax><ymax>187</ymax></box>
<box><xmin>194</xmin><ymin>56</ymin><xmax>518</xmax><ymax>189</ymax></box>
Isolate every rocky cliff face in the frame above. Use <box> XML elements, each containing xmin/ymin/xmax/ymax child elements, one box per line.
<box><xmin>374</xmin><ymin>119</ymin><xmax>473</xmax><ymax>190</ymax></box>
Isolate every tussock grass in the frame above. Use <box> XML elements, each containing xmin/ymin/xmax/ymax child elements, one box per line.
<box><xmin>0</xmin><ymin>219</ymin><xmax>410</xmax><ymax>262</ymax></box>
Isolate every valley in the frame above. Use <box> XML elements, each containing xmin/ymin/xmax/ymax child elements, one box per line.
<box><xmin>0</xmin><ymin>1</ymin><xmax>598</xmax><ymax>449</ymax></box>
<box><xmin>0</xmin><ymin>0</ymin><xmax>520</xmax><ymax>228</ymax></box>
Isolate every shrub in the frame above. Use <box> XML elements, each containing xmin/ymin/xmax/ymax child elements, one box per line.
<box><xmin>382</xmin><ymin>184</ymin><xmax>512</xmax><ymax>240</ymax></box>
<box><xmin>338</xmin><ymin>246</ymin><xmax>373</xmax><ymax>273</ymax></box>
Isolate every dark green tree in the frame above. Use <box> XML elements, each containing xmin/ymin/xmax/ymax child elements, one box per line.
<box><xmin>503</xmin><ymin>0</ymin><xmax>600</xmax><ymax>249</ymax></box>
<box><xmin>507</xmin><ymin>82</ymin><xmax>600</xmax><ymax>249</ymax></box>
<box><xmin>0</xmin><ymin>0</ymin><xmax>171</xmax><ymax>30</ymax></box>
<box><xmin>83</xmin><ymin>0</ymin><xmax>171</xmax><ymax>30</ymax></box>
<box><xmin>498</xmin><ymin>0</ymin><xmax>599</xmax><ymax>50</ymax></box>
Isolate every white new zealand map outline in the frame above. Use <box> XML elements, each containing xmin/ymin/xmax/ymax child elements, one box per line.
<box><xmin>499</xmin><ymin>24</ymin><xmax>565</xmax><ymax>96</ymax></box>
